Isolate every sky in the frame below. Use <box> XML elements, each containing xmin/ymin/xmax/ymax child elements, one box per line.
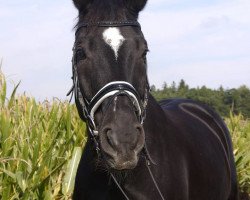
<box><xmin>0</xmin><ymin>0</ymin><xmax>250</xmax><ymax>100</ymax></box>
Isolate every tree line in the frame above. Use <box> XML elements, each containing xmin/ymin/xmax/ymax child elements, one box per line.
<box><xmin>150</xmin><ymin>79</ymin><xmax>250</xmax><ymax>118</ymax></box>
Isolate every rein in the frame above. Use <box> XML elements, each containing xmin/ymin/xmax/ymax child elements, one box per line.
<box><xmin>68</xmin><ymin>20</ymin><xmax>166</xmax><ymax>200</ymax></box>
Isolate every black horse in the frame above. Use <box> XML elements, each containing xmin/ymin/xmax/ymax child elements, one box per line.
<box><xmin>70</xmin><ymin>0</ymin><xmax>238</xmax><ymax>199</ymax></box>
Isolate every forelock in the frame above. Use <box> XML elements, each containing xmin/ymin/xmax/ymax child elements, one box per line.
<box><xmin>77</xmin><ymin>0</ymin><xmax>137</xmax><ymax>25</ymax></box>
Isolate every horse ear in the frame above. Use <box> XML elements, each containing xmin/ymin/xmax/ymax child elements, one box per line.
<box><xmin>72</xmin><ymin>0</ymin><xmax>92</xmax><ymax>11</ymax></box>
<box><xmin>125</xmin><ymin>0</ymin><xmax>148</xmax><ymax>13</ymax></box>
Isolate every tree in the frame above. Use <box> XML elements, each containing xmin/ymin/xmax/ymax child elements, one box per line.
<box><xmin>150</xmin><ymin>80</ymin><xmax>250</xmax><ymax>118</ymax></box>
<box><xmin>177</xmin><ymin>79</ymin><xmax>189</xmax><ymax>97</ymax></box>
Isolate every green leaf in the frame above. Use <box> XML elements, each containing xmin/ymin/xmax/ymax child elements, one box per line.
<box><xmin>0</xmin><ymin>168</ymin><xmax>16</xmax><ymax>181</ymax></box>
<box><xmin>0</xmin><ymin>69</ymin><xmax>7</xmax><ymax>106</ymax></box>
<box><xmin>16</xmin><ymin>171</ymin><xmax>27</xmax><ymax>192</ymax></box>
<box><xmin>43</xmin><ymin>190</ymin><xmax>53</xmax><ymax>200</ymax></box>
<box><xmin>62</xmin><ymin>147</ymin><xmax>82</xmax><ymax>195</ymax></box>
<box><xmin>8</xmin><ymin>81</ymin><xmax>21</xmax><ymax>108</ymax></box>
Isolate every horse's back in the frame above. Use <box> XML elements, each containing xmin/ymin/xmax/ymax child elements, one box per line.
<box><xmin>159</xmin><ymin>98</ymin><xmax>238</xmax><ymax>200</ymax></box>
<box><xmin>159</xmin><ymin>98</ymin><xmax>231</xmax><ymax>156</ymax></box>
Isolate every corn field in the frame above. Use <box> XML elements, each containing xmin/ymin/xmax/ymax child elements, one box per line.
<box><xmin>226</xmin><ymin>113</ymin><xmax>250</xmax><ymax>196</ymax></box>
<box><xmin>0</xmin><ymin>70</ymin><xmax>249</xmax><ymax>199</ymax></box>
<box><xmin>0</xmin><ymin>70</ymin><xmax>86</xmax><ymax>199</ymax></box>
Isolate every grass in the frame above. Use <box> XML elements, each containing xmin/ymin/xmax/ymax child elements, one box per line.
<box><xmin>0</xmin><ymin>70</ymin><xmax>249</xmax><ymax>199</ymax></box>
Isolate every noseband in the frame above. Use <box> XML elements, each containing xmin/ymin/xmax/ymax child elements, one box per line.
<box><xmin>68</xmin><ymin>20</ymin><xmax>149</xmax><ymax>152</ymax></box>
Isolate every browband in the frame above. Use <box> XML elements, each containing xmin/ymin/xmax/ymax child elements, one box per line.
<box><xmin>76</xmin><ymin>21</ymin><xmax>141</xmax><ymax>35</ymax></box>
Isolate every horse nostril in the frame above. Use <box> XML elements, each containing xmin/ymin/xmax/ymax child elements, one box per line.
<box><xmin>105</xmin><ymin>128</ymin><xmax>117</xmax><ymax>148</ymax></box>
<box><xmin>135</xmin><ymin>126</ymin><xmax>143</xmax><ymax>136</ymax></box>
<box><xmin>132</xmin><ymin>125</ymin><xmax>145</xmax><ymax>152</ymax></box>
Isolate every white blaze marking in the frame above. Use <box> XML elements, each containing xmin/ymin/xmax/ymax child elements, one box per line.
<box><xmin>102</xmin><ymin>27</ymin><xmax>125</xmax><ymax>60</ymax></box>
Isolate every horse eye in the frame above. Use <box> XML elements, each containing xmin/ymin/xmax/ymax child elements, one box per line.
<box><xmin>142</xmin><ymin>49</ymin><xmax>149</xmax><ymax>58</ymax></box>
<box><xmin>142</xmin><ymin>49</ymin><xmax>149</xmax><ymax>63</ymax></box>
<box><xmin>75</xmin><ymin>49</ymin><xmax>86</xmax><ymax>63</ymax></box>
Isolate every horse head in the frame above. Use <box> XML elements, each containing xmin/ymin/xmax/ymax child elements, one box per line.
<box><xmin>72</xmin><ymin>0</ymin><xmax>149</xmax><ymax>170</ymax></box>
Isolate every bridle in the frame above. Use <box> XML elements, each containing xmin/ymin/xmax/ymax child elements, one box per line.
<box><xmin>67</xmin><ymin>20</ymin><xmax>166</xmax><ymax>200</ymax></box>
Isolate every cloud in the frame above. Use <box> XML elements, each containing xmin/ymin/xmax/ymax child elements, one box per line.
<box><xmin>148</xmin><ymin>58</ymin><xmax>250</xmax><ymax>89</ymax></box>
<box><xmin>0</xmin><ymin>1</ymin><xmax>77</xmax><ymax>100</ymax></box>
<box><xmin>0</xmin><ymin>0</ymin><xmax>249</xmax><ymax>100</ymax></box>
<box><xmin>140</xmin><ymin>0</ymin><xmax>250</xmax><ymax>88</ymax></box>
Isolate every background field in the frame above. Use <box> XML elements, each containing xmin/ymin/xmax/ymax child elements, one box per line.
<box><xmin>0</xmin><ymin>71</ymin><xmax>249</xmax><ymax>199</ymax></box>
